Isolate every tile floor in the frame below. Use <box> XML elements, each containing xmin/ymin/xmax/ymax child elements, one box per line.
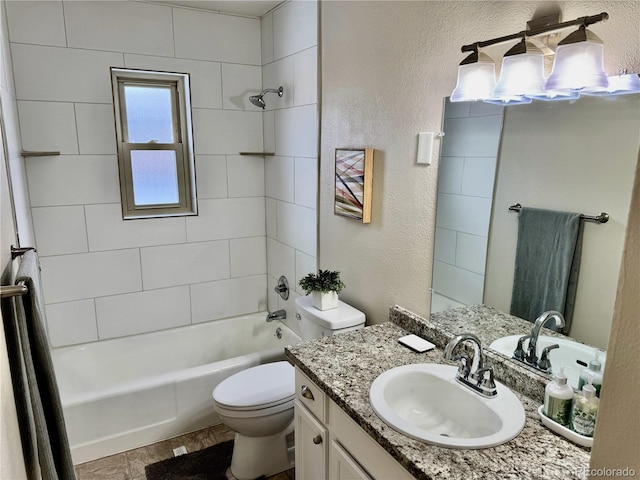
<box><xmin>74</xmin><ymin>424</ymin><xmax>295</xmax><ymax>480</ymax></box>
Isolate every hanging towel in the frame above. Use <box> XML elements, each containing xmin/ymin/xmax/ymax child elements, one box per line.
<box><xmin>510</xmin><ymin>207</ymin><xmax>584</xmax><ymax>333</ymax></box>
<box><xmin>8</xmin><ymin>250</ymin><xmax>75</xmax><ymax>480</ymax></box>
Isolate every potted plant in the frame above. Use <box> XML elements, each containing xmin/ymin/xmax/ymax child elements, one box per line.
<box><xmin>299</xmin><ymin>270</ymin><xmax>345</xmax><ymax>310</ymax></box>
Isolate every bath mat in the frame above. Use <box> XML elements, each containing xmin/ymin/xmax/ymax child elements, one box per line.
<box><xmin>145</xmin><ymin>440</ymin><xmax>234</xmax><ymax>480</ymax></box>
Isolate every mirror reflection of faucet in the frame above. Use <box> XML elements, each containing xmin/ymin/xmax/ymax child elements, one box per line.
<box><xmin>266</xmin><ymin>309</ymin><xmax>286</xmax><ymax>322</ymax></box>
<box><xmin>512</xmin><ymin>310</ymin><xmax>565</xmax><ymax>373</ymax></box>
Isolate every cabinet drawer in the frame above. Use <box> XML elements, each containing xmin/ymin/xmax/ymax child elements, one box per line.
<box><xmin>295</xmin><ymin>368</ymin><xmax>327</xmax><ymax>423</ymax></box>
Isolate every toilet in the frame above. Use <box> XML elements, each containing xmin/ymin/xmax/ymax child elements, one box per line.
<box><xmin>212</xmin><ymin>297</ymin><xmax>365</xmax><ymax>480</ymax></box>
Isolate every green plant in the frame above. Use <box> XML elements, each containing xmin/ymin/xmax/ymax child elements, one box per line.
<box><xmin>299</xmin><ymin>270</ymin><xmax>345</xmax><ymax>295</ymax></box>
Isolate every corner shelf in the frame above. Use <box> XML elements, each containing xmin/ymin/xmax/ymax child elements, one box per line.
<box><xmin>239</xmin><ymin>152</ymin><xmax>275</xmax><ymax>156</ymax></box>
<box><xmin>21</xmin><ymin>150</ymin><xmax>61</xmax><ymax>157</ymax></box>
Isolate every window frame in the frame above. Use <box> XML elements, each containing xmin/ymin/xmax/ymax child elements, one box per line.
<box><xmin>111</xmin><ymin>68</ymin><xmax>197</xmax><ymax>219</ymax></box>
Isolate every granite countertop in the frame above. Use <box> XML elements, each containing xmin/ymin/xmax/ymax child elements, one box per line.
<box><xmin>285</xmin><ymin>316</ymin><xmax>591</xmax><ymax>480</ymax></box>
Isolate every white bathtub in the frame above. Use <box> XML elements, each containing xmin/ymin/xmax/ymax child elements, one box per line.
<box><xmin>51</xmin><ymin>313</ymin><xmax>300</xmax><ymax>464</ymax></box>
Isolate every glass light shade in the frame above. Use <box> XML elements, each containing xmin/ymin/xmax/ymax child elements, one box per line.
<box><xmin>493</xmin><ymin>53</ymin><xmax>547</xmax><ymax>99</ymax></box>
<box><xmin>544</xmin><ymin>40</ymin><xmax>609</xmax><ymax>93</ymax></box>
<box><xmin>451</xmin><ymin>56</ymin><xmax>496</xmax><ymax>102</ymax></box>
<box><xmin>582</xmin><ymin>73</ymin><xmax>640</xmax><ymax>96</ymax></box>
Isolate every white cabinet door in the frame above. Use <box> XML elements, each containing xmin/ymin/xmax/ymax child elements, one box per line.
<box><xmin>295</xmin><ymin>399</ymin><xmax>327</xmax><ymax>480</ymax></box>
<box><xmin>329</xmin><ymin>439</ymin><xmax>372</xmax><ymax>480</ymax></box>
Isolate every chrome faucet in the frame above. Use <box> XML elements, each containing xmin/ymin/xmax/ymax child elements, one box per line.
<box><xmin>266</xmin><ymin>309</ymin><xmax>286</xmax><ymax>322</ymax></box>
<box><xmin>525</xmin><ymin>311</ymin><xmax>565</xmax><ymax>368</ymax></box>
<box><xmin>444</xmin><ymin>333</ymin><xmax>496</xmax><ymax>397</ymax></box>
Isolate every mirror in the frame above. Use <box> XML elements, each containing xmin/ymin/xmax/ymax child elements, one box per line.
<box><xmin>432</xmin><ymin>94</ymin><xmax>640</xmax><ymax>352</ymax></box>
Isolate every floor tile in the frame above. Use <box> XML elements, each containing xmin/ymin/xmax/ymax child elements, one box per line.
<box><xmin>211</xmin><ymin>424</ymin><xmax>236</xmax><ymax>443</ymax></box>
<box><xmin>167</xmin><ymin>426</ymin><xmax>218</xmax><ymax>453</ymax></box>
<box><xmin>75</xmin><ymin>452</ymin><xmax>130</xmax><ymax>480</ymax></box>
<box><xmin>125</xmin><ymin>440</ymin><xmax>173</xmax><ymax>478</ymax></box>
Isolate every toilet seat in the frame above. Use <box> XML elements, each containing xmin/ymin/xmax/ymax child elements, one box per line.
<box><xmin>213</xmin><ymin>361</ymin><xmax>294</xmax><ymax>412</ymax></box>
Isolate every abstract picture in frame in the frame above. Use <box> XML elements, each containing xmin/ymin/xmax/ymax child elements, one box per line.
<box><xmin>334</xmin><ymin>148</ymin><xmax>373</xmax><ymax>223</ymax></box>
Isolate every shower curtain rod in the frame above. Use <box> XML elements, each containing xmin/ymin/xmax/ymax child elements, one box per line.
<box><xmin>508</xmin><ymin>203</ymin><xmax>609</xmax><ymax>223</ymax></box>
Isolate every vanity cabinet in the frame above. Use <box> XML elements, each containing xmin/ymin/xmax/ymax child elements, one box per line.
<box><xmin>294</xmin><ymin>368</ymin><xmax>413</xmax><ymax>480</ymax></box>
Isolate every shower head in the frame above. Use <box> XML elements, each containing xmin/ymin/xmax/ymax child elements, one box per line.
<box><xmin>249</xmin><ymin>86</ymin><xmax>284</xmax><ymax>109</ymax></box>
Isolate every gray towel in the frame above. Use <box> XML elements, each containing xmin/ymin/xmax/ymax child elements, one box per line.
<box><xmin>510</xmin><ymin>207</ymin><xmax>584</xmax><ymax>333</ymax></box>
<box><xmin>11</xmin><ymin>250</ymin><xmax>75</xmax><ymax>480</ymax></box>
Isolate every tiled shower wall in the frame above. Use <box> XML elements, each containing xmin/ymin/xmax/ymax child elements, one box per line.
<box><xmin>6</xmin><ymin>0</ymin><xmax>317</xmax><ymax>347</ymax></box>
<box><xmin>431</xmin><ymin>99</ymin><xmax>504</xmax><ymax>312</ymax></box>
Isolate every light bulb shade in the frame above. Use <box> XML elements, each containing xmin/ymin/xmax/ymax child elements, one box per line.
<box><xmin>451</xmin><ymin>62</ymin><xmax>496</xmax><ymax>102</ymax></box>
<box><xmin>582</xmin><ymin>73</ymin><xmax>640</xmax><ymax>96</ymax></box>
<box><xmin>544</xmin><ymin>37</ymin><xmax>608</xmax><ymax>93</ymax></box>
<box><xmin>493</xmin><ymin>53</ymin><xmax>547</xmax><ymax>99</ymax></box>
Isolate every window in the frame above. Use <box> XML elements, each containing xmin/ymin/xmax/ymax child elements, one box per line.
<box><xmin>111</xmin><ymin>68</ymin><xmax>196</xmax><ymax>218</ymax></box>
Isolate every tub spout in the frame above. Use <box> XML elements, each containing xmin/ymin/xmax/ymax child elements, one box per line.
<box><xmin>266</xmin><ymin>310</ymin><xmax>286</xmax><ymax>322</ymax></box>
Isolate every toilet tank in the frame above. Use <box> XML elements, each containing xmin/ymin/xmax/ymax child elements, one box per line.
<box><xmin>295</xmin><ymin>296</ymin><xmax>366</xmax><ymax>341</ymax></box>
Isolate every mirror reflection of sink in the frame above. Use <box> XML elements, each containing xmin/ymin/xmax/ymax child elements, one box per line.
<box><xmin>369</xmin><ymin>363</ymin><xmax>525</xmax><ymax>449</ymax></box>
<box><xmin>489</xmin><ymin>335</ymin><xmax>605</xmax><ymax>389</ymax></box>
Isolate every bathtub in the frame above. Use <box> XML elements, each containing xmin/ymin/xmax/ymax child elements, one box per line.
<box><xmin>50</xmin><ymin>313</ymin><xmax>300</xmax><ymax>464</ymax></box>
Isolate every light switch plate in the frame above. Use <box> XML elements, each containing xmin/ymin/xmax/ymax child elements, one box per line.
<box><xmin>417</xmin><ymin>132</ymin><xmax>434</xmax><ymax>165</ymax></box>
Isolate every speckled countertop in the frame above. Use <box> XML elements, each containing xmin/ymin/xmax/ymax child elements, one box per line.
<box><xmin>285</xmin><ymin>306</ymin><xmax>591</xmax><ymax>480</ymax></box>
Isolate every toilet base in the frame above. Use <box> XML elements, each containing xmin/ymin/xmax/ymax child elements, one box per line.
<box><xmin>229</xmin><ymin>421</ymin><xmax>295</xmax><ymax>480</ymax></box>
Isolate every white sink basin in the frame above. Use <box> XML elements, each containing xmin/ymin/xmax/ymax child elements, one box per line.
<box><xmin>369</xmin><ymin>363</ymin><xmax>525</xmax><ymax>449</ymax></box>
<box><xmin>489</xmin><ymin>335</ymin><xmax>605</xmax><ymax>389</ymax></box>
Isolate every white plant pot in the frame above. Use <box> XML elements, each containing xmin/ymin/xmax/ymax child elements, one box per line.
<box><xmin>311</xmin><ymin>291</ymin><xmax>339</xmax><ymax>310</ymax></box>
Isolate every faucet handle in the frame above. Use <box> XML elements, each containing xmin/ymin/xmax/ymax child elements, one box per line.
<box><xmin>536</xmin><ymin>344</ymin><xmax>559</xmax><ymax>372</ymax></box>
<box><xmin>474</xmin><ymin>366</ymin><xmax>497</xmax><ymax>397</ymax></box>
<box><xmin>513</xmin><ymin>335</ymin><xmax>529</xmax><ymax>361</ymax></box>
<box><xmin>452</xmin><ymin>354</ymin><xmax>471</xmax><ymax>379</ymax></box>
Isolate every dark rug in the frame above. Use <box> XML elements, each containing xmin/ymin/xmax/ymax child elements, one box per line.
<box><xmin>145</xmin><ymin>440</ymin><xmax>234</xmax><ymax>480</ymax></box>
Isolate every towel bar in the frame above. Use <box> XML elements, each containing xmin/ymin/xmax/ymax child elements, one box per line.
<box><xmin>509</xmin><ymin>203</ymin><xmax>609</xmax><ymax>224</ymax></box>
<box><xmin>0</xmin><ymin>283</ymin><xmax>27</xmax><ymax>299</ymax></box>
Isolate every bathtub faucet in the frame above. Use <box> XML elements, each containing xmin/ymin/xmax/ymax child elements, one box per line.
<box><xmin>266</xmin><ymin>310</ymin><xmax>286</xmax><ymax>322</ymax></box>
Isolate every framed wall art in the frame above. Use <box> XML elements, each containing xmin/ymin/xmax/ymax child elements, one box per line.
<box><xmin>334</xmin><ymin>148</ymin><xmax>373</xmax><ymax>223</ymax></box>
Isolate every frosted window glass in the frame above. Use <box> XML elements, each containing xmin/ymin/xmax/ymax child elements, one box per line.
<box><xmin>130</xmin><ymin>150</ymin><xmax>179</xmax><ymax>206</ymax></box>
<box><xmin>124</xmin><ymin>85</ymin><xmax>175</xmax><ymax>143</ymax></box>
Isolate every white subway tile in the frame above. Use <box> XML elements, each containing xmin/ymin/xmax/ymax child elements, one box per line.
<box><xmin>265</xmin><ymin>156</ymin><xmax>294</xmax><ymax>202</ymax></box>
<box><xmin>276</xmin><ymin>201</ymin><xmax>316</xmax><ymax>256</ymax></box>
<box><xmin>125</xmin><ymin>54</ymin><xmax>222</xmax><ymax>109</ymax></box>
<box><xmin>75</xmin><ymin>103</ymin><xmax>117</xmax><ymax>155</ymax></box>
<box><xmin>433</xmin><ymin>227</ymin><xmax>456</xmax><ymax>264</ymax></box>
<box><xmin>432</xmin><ymin>260</ymin><xmax>484</xmax><ymax>306</ymax></box>
<box><xmin>456</xmin><ymin>233</ymin><xmax>488</xmax><ymax>275</ymax></box>
<box><xmin>266</xmin><ymin>197</ymin><xmax>277</xmax><ymax>239</ymax></box>
<box><xmin>227</xmin><ymin>155</ymin><xmax>265</xmax><ymax>198</ymax></box>
<box><xmin>12</xmin><ymin>44</ymin><xmax>123</xmax><ymax>103</ymax></box>
<box><xmin>85</xmin><ymin>203</ymin><xmax>186</xmax><ymax>251</ymax></box>
<box><xmin>273</xmin><ymin>0</ymin><xmax>317</xmax><ymax>60</ymax></box>
<box><xmin>46</xmin><ymin>299</ymin><xmax>98</xmax><ymax>347</ymax></box>
<box><xmin>5</xmin><ymin>0</ymin><xmax>66</xmax><ymax>47</ymax></box>
<box><xmin>95</xmin><ymin>287</ymin><xmax>191</xmax><ymax>339</ymax></box>
<box><xmin>263</xmin><ymin>110</ymin><xmax>275</xmax><ymax>153</ymax></box>
<box><xmin>261</xmin><ymin>13</ymin><xmax>274</xmax><ymax>65</ymax></box>
<box><xmin>222</xmin><ymin>64</ymin><xmax>262</xmax><ymax>110</ymax></box>
<box><xmin>230</xmin><ymin>237</ymin><xmax>267</xmax><ymax>277</ymax></box>
<box><xmin>275</xmin><ymin>105</ymin><xmax>317</xmax><ymax>157</ymax></box>
<box><xmin>267</xmin><ymin>237</ymin><xmax>295</xmax><ymax>286</ymax></box>
<box><xmin>186</xmin><ymin>197</ymin><xmax>265</xmax><ymax>242</ymax></box>
<box><xmin>293</xmin><ymin>47</ymin><xmax>317</xmax><ymax>106</ymax></box>
<box><xmin>32</xmin><ymin>206</ymin><xmax>88</xmax><ymax>256</ymax></box>
<box><xmin>195</xmin><ymin>155</ymin><xmax>228</xmax><ymax>199</ymax></box>
<box><xmin>262</xmin><ymin>56</ymin><xmax>293</xmax><ymax>110</ymax></box>
<box><xmin>190</xmin><ymin>275</ymin><xmax>267</xmax><ymax>323</ymax></box>
<box><xmin>294</xmin><ymin>156</ymin><xmax>317</xmax><ymax>208</ymax></box>
<box><xmin>441</xmin><ymin>115</ymin><xmax>504</xmax><ymax>158</ymax></box>
<box><xmin>295</xmin><ymin>250</ymin><xmax>316</xmax><ymax>295</ymax></box>
<box><xmin>173</xmin><ymin>8</ymin><xmax>261</xmax><ymax>65</ymax></box>
<box><xmin>461</xmin><ymin>157</ymin><xmax>497</xmax><ymax>198</ymax></box>
<box><xmin>26</xmin><ymin>155</ymin><xmax>120</xmax><ymax>207</ymax></box>
<box><xmin>64</xmin><ymin>1</ymin><xmax>174</xmax><ymax>57</ymax></box>
<box><xmin>437</xmin><ymin>156</ymin><xmax>463</xmax><ymax>195</ymax></box>
<box><xmin>436</xmin><ymin>193</ymin><xmax>492</xmax><ymax>237</ymax></box>
<box><xmin>40</xmin><ymin>249</ymin><xmax>142</xmax><ymax>304</ymax></box>
<box><xmin>18</xmin><ymin>101</ymin><xmax>78</xmax><ymax>154</ymax></box>
<box><xmin>192</xmin><ymin>109</ymin><xmax>263</xmax><ymax>155</ymax></box>
<box><xmin>140</xmin><ymin>241</ymin><xmax>229</xmax><ymax>290</ymax></box>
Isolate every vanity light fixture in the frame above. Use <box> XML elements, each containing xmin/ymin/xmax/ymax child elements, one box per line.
<box><xmin>582</xmin><ymin>71</ymin><xmax>640</xmax><ymax>96</ymax></box>
<box><xmin>450</xmin><ymin>12</ymin><xmax>611</xmax><ymax>103</ymax></box>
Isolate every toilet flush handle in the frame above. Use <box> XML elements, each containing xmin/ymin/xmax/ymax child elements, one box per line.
<box><xmin>301</xmin><ymin>385</ymin><xmax>315</xmax><ymax>401</ymax></box>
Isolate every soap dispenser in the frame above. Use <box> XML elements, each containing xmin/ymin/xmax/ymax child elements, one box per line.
<box><xmin>543</xmin><ymin>366</ymin><xmax>573</xmax><ymax>426</ymax></box>
<box><xmin>570</xmin><ymin>375</ymin><xmax>599</xmax><ymax>437</ymax></box>
<box><xmin>578</xmin><ymin>349</ymin><xmax>603</xmax><ymax>397</ymax></box>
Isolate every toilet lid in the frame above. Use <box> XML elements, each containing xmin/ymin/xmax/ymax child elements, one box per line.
<box><xmin>213</xmin><ymin>361</ymin><xmax>295</xmax><ymax>410</ymax></box>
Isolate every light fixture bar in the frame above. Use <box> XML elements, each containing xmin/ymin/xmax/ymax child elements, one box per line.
<box><xmin>460</xmin><ymin>12</ymin><xmax>608</xmax><ymax>53</ymax></box>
